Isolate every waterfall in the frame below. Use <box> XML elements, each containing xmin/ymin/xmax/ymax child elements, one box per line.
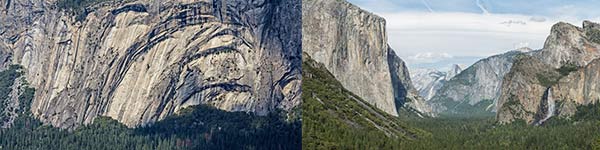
<box><xmin>537</xmin><ymin>87</ymin><xmax>555</xmax><ymax>125</ymax></box>
<box><xmin>426</xmin><ymin>84</ymin><xmax>436</xmax><ymax>100</ymax></box>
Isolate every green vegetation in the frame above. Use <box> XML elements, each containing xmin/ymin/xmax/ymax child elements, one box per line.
<box><xmin>499</xmin><ymin>94</ymin><xmax>533</xmax><ymax>118</ymax></box>
<box><xmin>302</xmin><ymin>54</ymin><xmax>600</xmax><ymax>149</ymax></box>
<box><xmin>1</xmin><ymin>105</ymin><xmax>300</xmax><ymax>150</ymax></box>
<box><xmin>0</xmin><ymin>66</ymin><xmax>300</xmax><ymax>150</ymax></box>
<box><xmin>437</xmin><ymin>99</ymin><xmax>495</xmax><ymax>118</ymax></box>
<box><xmin>136</xmin><ymin>105</ymin><xmax>301</xmax><ymax>150</ymax></box>
<box><xmin>536</xmin><ymin>72</ymin><xmax>561</xmax><ymax>87</ymax></box>
<box><xmin>586</xmin><ymin>28</ymin><xmax>600</xmax><ymax>44</ymax></box>
<box><xmin>557</xmin><ymin>63</ymin><xmax>579</xmax><ymax>76</ymax></box>
<box><xmin>514</xmin><ymin>53</ymin><xmax>530</xmax><ymax>60</ymax></box>
<box><xmin>537</xmin><ymin>63</ymin><xmax>580</xmax><ymax>87</ymax></box>
<box><xmin>2</xmin><ymin>114</ymin><xmax>174</xmax><ymax>150</ymax></box>
<box><xmin>0</xmin><ymin>65</ymin><xmax>31</xmax><ymax>123</ymax></box>
<box><xmin>304</xmin><ymin>72</ymin><xmax>600</xmax><ymax>149</ymax></box>
<box><xmin>56</xmin><ymin>0</ymin><xmax>114</xmax><ymax>11</ymax></box>
<box><xmin>302</xmin><ymin>56</ymin><xmax>426</xmax><ymax>149</ymax></box>
<box><xmin>55</xmin><ymin>0</ymin><xmax>115</xmax><ymax>21</ymax></box>
<box><xmin>573</xmin><ymin>102</ymin><xmax>600</xmax><ymax>121</ymax></box>
<box><xmin>403</xmin><ymin>116</ymin><xmax>600</xmax><ymax>150</ymax></box>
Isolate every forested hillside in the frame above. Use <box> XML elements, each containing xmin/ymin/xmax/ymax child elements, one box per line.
<box><xmin>403</xmin><ymin>116</ymin><xmax>600</xmax><ymax>149</ymax></box>
<box><xmin>56</xmin><ymin>0</ymin><xmax>116</xmax><ymax>21</ymax></box>
<box><xmin>301</xmin><ymin>54</ymin><xmax>427</xmax><ymax>149</ymax></box>
<box><xmin>0</xmin><ymin>105</ymin><xmax>301</xmax><ymax>150</ymax></box>
<box><xmin>302</xmin><ymin>53</ymin><xmax>600</xmax><ymax>150</ymax></box>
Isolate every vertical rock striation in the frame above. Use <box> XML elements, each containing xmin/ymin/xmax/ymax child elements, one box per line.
<box><xmin>550</xmin><ymin>59</ymin><xmax>600</xmax><ymax>117</ymax></box>
<box><xmin>303</xmin><ymin>0</ymin><xmax>431</xmax><ymax>116</ymax></box>
<box><xmin>0</xmin><ymin>0</ymin><xmax>301</xmax><ymax>128</ymax></box>
<box><xmin>496</xmin><ymin>55</ymin><xmax>558</xmax><ymax>124</ymax></box>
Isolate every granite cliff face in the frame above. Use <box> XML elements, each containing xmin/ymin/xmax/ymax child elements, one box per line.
<box><xmin>411</xmin><ymin>64</ymin><xmax>462</xmax><ymax>100</ymax></box>
<box><xmin>496</xmin><ymin>55</ymin><xmax>558</xmax><ymax>124</ymax></box>
<box><xmin>388</xmin><ymin>49</ymin><xmax>432</xmax><ymax>116</ymax></box>
<box><xmin>534</xmin><ymin>21</ymin><xmax>600</xmax><ymax>68</ymax></box>
<box><xmin>0</xmin><ymin>0</ymin><xmax>301</xmax><ymax>128</ymax></box>
<box><xmin>497</xmin><ymin>21</ymin><xmax>600</xmax><ymax>124</ymax></box>
<box><xmin>550</xmin><ymin>59</ymin><xmax>600</xmax><ymax>117</ymax></box>
<box><xmin>429</xmin><ymin>50</ymin><xmax>523</xmax><ymax>115</ymax></box>
<box><xmin>498</xmin><ymin>57</ymin><xmax>600</xmax><ymax>124</ymax></box>
<box><xmin>303</xmin><ymin>0</ymin><xmax>430</xmax><ymax>116</ymax></box>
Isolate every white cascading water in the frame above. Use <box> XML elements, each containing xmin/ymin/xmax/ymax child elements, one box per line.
<box><xmin>427</xmin><ymin>84</ymin><xmax>436</xmax><ymax>100</ymax></box>
<box><xmin>538</xmin><ymin>88</ymin><xmax>555</xmax><ymax>125</ymax></box>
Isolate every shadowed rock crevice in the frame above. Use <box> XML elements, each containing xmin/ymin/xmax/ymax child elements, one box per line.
<box><xmin>0</xmin><ymin>0</ymin><xmax>301</xmax><ymax>129</ymax></box>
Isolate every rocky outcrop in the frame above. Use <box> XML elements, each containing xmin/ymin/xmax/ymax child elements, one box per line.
<box><xmin>496</xmin><ymin>55</ymin><xmax>559</xmax><ymax>124</ymax></box>
<box><xmin>498</xmin><ymin>57</ymin><xmax>600</xmax><ymax>124</ymax></box>
<box><xmin>429</xmin><ymin>50</ymin><xmax>523</xmax><ymax>115</ymax></box>
<box><xmin>0</xmin><ymin>0</ymin><xmax>301</xmax><ymax>128</ymax></box>
<box><xmin>411</xmin><ymin>64</ymin><xmax>462</xmax><ymax>100</ymax></box>
<box><xmin>534</xmin><ymin>21</ymin><xmax>600</xmax><ymax>68</ymax></box>
<box><xmin>497</xmin><ymin>21</ymin><xmax>600</xmax><ymax>124</ymax></box>
<box><xmin>447</xmin><ymin>64</ymin><xmax>462</xmax><ymax>79</ymax></box>
<box><xmin>551</xmin><ymin>59</ymin><xmax>600</xmax><ymax>117</ymax></box>
<box><xmin>303</xmin><ymin>0</ymin><xmax>430</xmax><ymax>116</ymax></box>
<box><xmin>388</xmin><ymin>49</ymin><xmax>433</xmax><ymax>116</ymax></box>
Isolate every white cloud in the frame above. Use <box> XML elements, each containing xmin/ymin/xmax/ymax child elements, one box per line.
<box><xmin>348</xmin><ymin>0</ymin><xmax>600</xmax><ymax>69</ymax></box>
<box><xmin>407</xmin><ymin>52</ymin><xmax>453</xmax><ymax>64</ymax></box>
<box><xmin>377</xmin><ymin>11</ymin><xmax>556</xmax><ymax>61</ymax></box>
<box><xmin>380</xmin><ymin>12</ymin><xmax>555</xmax><ymax>34</ymax></box>
<box><xmin>500</xmin><ymin>20</ymin><xmax>527</xmax><ymax>27</ymax></box>
<box><xmin>529</xmin><ymin>16</ymin><xmax>547</xmax><ymax>22</ymax></box>
<box><xmin>513</xmin><ymin>42</ymin><xmax>530</xmax><ymax>50</ymax></box>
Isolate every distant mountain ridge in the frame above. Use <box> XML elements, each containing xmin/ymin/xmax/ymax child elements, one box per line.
<box><xmin>411</xmin><ymin>64</ymin><xmax>462</xmax><ymax>100</ymax></box>
<box><xmin>427</xmin><ymin>50</ymin><xmax>525</xmax><ymax>116</ymax></box>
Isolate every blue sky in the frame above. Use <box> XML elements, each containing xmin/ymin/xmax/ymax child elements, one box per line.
<box><xmin>348</xmin><ymin>0</ymin><xmax>600</xmax><ymax>70</ymax></box>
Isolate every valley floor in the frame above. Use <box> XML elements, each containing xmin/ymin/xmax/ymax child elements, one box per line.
<box><xmin>401</xmin><ymin>116</ymin><xmax>600</xmax><ymax>150</ymax></box>
<box><xmin>301</xmin><ymin>55</ymin><xmax>600</xmax><ymax>150</ymax></box>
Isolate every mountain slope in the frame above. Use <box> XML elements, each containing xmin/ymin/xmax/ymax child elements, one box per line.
<box><xmin>411</xmin><ymin>64</ymin><xmax>462</xmax><ymax>100</ymax></box>
<box><xmin>429</xmin><ymin>50</ymin><xmax>524</xmax><ymax>116</ymax></box>
<box><xmin>303</xmin><ymin>0</ymin><xmax>430</xmax><ymax>117</ymax></box>
<box><xmin>0</xmin><ymin>0</ymin><xmax>301</xmax><ymax>128</ymax></box>
<box><xmin>302</xmin><ymin>53</ymin><xmax>426</xmax><ymax>149</ymax></box>
<box><xmin>496</xmin><ymin>54</ymin><xmax>560</xmax><ymax>124</ymax></box>
<box><xmin>497</xmin><ymin>56</ymin><xmax>600</xmax><ymax>124</ymax></box>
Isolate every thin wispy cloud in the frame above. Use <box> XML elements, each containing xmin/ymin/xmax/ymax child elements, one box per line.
<box><xmin>529</xmin><ymin>16</ymin><xmax>546</xmax><ymax>22</ymax></box>
<box><xmin>348</xmin><ymin>0</ymin><xmax>600</xmax><ymax>70</ymax></box>
<box><xmin>408</xmin><ymin>52</ymin><xmax>453</xmax><ymax>64</ymax></box>
<box><xmin>421</xmin><ymin>0</ymin><xmax>435</xmax><ymax>13</ymax></box>
<box><xmin>475</xmin><ymin>0</ymin><xmax>489</xmax><ymax>14</ymax></box>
